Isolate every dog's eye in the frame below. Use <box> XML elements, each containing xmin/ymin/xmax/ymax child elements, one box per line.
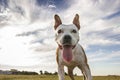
<box><xmin>71</xmin><ymin>29</ymin><xmax>77</xmax><ymax>33</ymax></box>
<box><xmin>58</xmin><ymin>29</ymin><xmax>63</xmax><ymax>34</ymax></box>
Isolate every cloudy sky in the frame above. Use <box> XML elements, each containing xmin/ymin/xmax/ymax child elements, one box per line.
<box><xmin>0</xmin><ymin>0</ymin><xmax>120</xmax><ymax>76</ymax></box>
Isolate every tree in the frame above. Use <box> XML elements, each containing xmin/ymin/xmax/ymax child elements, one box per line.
<box><xmin>44</xmin><ymin>71</ymin><xmax>52</xmax><ymax>75</ymax></box>
<box><xmin>53</xmin><ymin>71</ymin><xmax>58</xmax><ymax>75</ymax></box>
<box><xmin>65</xmin><ymin>72</ymin><xmax>68</xmax><ymax>75</ymax></box>
<box><xmin>40</xmin><ymin>70</ymin><xmax>43</xmax><ymax>75</ymax></box>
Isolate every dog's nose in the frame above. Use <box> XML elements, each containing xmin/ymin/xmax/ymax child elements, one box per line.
<box><xmin>63</xmin><ymin>35</ymin><xmax>72</xmax><ymax>44</ymax></box>
<box><xmin>64</xmin><ymin>35</ymin><xmax>71</xmax><ymax>40</ymax></box>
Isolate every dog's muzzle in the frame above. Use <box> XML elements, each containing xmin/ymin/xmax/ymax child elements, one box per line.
<box><xmin>58</xmin><ymin>35</ymin><xmax>76</xmax><ymax>49</ymax></box>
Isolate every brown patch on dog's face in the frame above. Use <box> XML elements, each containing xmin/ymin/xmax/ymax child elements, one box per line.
<box><xmin>54</xmin><ymin>14</ymin><xmax>62</xmax><ymax>30</ymax></box>
<box><xmin>73</xmin><ymin>14</ymin><xmax>80</xmax><ymax>30</ymax></box>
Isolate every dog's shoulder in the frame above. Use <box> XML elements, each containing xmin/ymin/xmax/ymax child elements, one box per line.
<box><xmin>78</xmin><ymin>44</ymin><xmax>85</xmax><ymax>54</ymax></box>
<box><xmin>77</xmin><ymin>44</ymin><xmax>88</xmax><ymax>63</ymax></box>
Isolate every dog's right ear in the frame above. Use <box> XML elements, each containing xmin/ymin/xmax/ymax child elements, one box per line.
<box><xmin>54</xmin><ymin>14</ymin><xmax>62</xmax><ymax>30</ymax></box>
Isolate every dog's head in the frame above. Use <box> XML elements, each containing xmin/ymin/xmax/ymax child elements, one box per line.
<box><xmin>54</xmin><ymin>14</ymin><xmax>80</xmax><ymax>49</ymax></box>
<box><xmin>54</xmin><ymin>14</ymin><xmax>80</xmax><ymax>63</ymax></box>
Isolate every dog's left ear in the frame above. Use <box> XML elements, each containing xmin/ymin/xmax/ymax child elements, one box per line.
<box><xmin>54</xmin><ymin>14</ymin><xmax>62</xmax><ymax>30</ymax></box>
<box><xmin>73</xmin><ymin>14</ymin><xmax>80</xmax><ymax>30</ymax></box>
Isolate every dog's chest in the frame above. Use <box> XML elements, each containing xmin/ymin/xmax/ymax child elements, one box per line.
<box><xmin>58</xmin><ymin>49</ymin><xmax>83</xmax><ymax>67</ymax></box>
<box><xmin>62</xmin><ymin>60</ymin><xmax>78</xmax><ymax>67</ymax></box>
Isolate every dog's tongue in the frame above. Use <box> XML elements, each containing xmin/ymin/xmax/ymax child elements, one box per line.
<box><xmin>62</xmin><ymin>45</ymin><xmax>72</xmax><ymax>63</ymax></box>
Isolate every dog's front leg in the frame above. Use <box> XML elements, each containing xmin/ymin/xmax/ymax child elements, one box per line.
<box><xmin>83</xmin><ymin>64</ymin><xmax>92</xmax><ymax>80</ymax></box>
<box><xmin>78</xmin><ymin>64</ymin><xmax>92</xmax><ymax>80</ymax></box>
<box><xmin>68</xmin><ymin>67</ymin><xmax>75</xmax><ymax>80</ymax></box>
<box><xmin>58</xmin><ymin>64</ymin><xmax>64</xmax><ymax>80</ymax></box>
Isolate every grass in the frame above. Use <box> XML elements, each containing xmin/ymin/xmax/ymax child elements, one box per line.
<box><xmin>0</xmin><ymin>75</ymin><xmax>120</xmax><ymax>80</ymax></box>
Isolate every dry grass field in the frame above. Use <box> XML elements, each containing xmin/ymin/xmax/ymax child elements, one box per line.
<box><xmin>0</xmin><ymin>75</ymin><xmax>120</xmax><ymax>80</ymax></box>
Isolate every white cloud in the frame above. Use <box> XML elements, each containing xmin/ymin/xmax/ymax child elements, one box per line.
<box><xmin>48</xmin><ymin>4</ymin><xmax>56</xmax><ymax>8</ymax></box>
<box><xmin>0</xmin><ymin>0</ymin><xmax>56</xmax><ymax>67</ymax></box>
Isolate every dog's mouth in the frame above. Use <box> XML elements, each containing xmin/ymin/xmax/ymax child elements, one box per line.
<box><xmin>58</xmin><ymin>44</ymin><xmax>76</xmax><ymax>63</ymax></box>
<box><xmin>58</xmin><ymin>44</ymin><xmax>76</xmax><ymax>50</ymax></box>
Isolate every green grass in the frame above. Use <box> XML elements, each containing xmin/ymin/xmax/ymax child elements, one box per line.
<box><xmin>0</xmin><ymin>75</ymin><xmax>120</xmax><ymax>80</ymax></box>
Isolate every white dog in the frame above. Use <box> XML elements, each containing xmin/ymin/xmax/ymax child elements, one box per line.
<box><xmin>54</xmin><ymin>14</ymin><xmax>92</xmax><ymax>80</ymax></box>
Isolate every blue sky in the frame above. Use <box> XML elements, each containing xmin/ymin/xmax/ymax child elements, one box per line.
<box><xmin>0</xmin><ymin>0</ymin><xmax>120</xmax><ymax>75</ymax></box>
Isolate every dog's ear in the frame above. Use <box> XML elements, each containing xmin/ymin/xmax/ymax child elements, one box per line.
<box><xmin>54</xmin><ymin>14</ymin><xmax>62</xmax><ymax>30</ymax></box>
<box><xmin>73</xmin><ymin>14</ymin><xmax>80</xmax><ymax>30</ymax></box>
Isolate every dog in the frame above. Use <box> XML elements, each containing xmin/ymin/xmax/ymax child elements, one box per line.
<box><xmin>54</xmin><ymin>14</ymin><xmax>92</xmax><ymax>80</ymax></box>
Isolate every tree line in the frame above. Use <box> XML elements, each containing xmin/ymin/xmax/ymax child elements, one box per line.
<box><xmin>40</xmin><ymin>70</ymin><xmax>58</xmax><ymax>75</ymax></box>
<box><xmin>10</xmin><ymin>69</ymin><xmax>38</xmax><ymax>75</ymax></box>
<box><xmin>0</xmin><ymin>69</ymin><xmax>58</xmax><ymax>75</ymax></box>
<box><xmin>39</xmin><ymin>70</ymin><xmax>78</xmax><ymax>76</ymax></box>
<box><xmin>0</xmin><ymin>69</ymin><xmax>78</xmax><ymax>76</ymax></box>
